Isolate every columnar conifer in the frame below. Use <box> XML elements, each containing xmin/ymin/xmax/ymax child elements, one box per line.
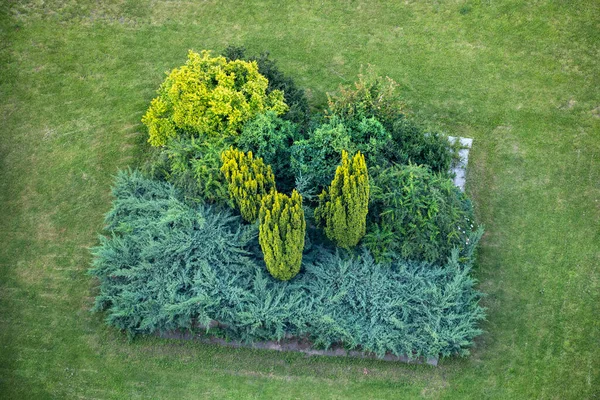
<box><xmin>221</xmin><ymin>148</ymin><xmax>275</xmax><ymax>222</ymax></box>
<box><xmin>315</xmin><ymin>150</ymin><xmax>369</xmax><ymax>249</ymax></box>
<box><xmin>259</xmin><ymin>190</ymin><xmax>305</xmax><ymax>281</ymax></box>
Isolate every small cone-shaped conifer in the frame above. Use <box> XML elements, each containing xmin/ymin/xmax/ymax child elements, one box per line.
<box><xmin>221</xmin><ymin>148</ymin><xmax>276</xmax><ymax>222</ymax></box>
<box><xmin>259</xmin><ymin>190</ymin><xmax>305</xmax><ymax>281</ymax></box>
<box><xmin>315</xmin><ymin>150</ymin><xmax>369</xmax><ymax>249</ymax></box>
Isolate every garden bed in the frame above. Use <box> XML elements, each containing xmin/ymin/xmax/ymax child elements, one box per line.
<box><xmin>153</xmin><ymin>137</ymin><xmax>474</xmax><ymax>365</ymax></box>
<box><xmin>90</xmin><ymin>48</ymin><xmax>485</xmax><ymax>365</ymax></box>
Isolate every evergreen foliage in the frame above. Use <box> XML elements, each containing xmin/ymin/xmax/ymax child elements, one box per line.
<box><xmin>90</xmin><ymin>170</ymin><xmax>257</xmax><ymax>336</ymax></box>
<box><xmin>142</xmin><ymin>136</ymin><xmax>230</xmax><ymax>206</ymax></box>
<box><xmin>327</xmin><ymin>67</ymin><xmax>458</xmax><ymax>175</ymax></box>
<box><xmin>384</xmin><ymin>117</ymin><xmax>460</xmax><ymax>175</ymax></box>
<box><xmin>220</xmin><ymin>148</ymin><xmax>276</xmax><ymax>223</ymax></box>
<box><xmin>326</xmin><ymin>65</ymin><xmax>405</xmax><ymax>129</ymax></box>
<box><xmin>141</xmin><ymin>50</ymin><xmax>288</xmax><ymax>147</ymax></box>
<box><xmin>290</xmin><ymin>115</ymin><xmax>390</xmax><ymax>190</ymax></box>
<box><xmin>236</xmin><ymin>111</ymin><xmax>301</xmax><ymax>193</ymax></box>
<box><xmin>222</xmin><ymin>45</ymin><xmax>311</xmax><ymax>129</ymax></box>
<box><xmin>258</xmin><ymin>190</ymin><xmax>305</xmax><ymax>281</ymax></box>
<box><xmin>94</xmin><ymin>58</ymin><xmax>485</xmax><ymax>361</ymax></box>
<box><xmin>365</xmin><ymin>163</ymin><xmax>475</xmax><ymax>263</ymax></box>
<box><xmin>90</xmin><ymin>171</ymin><xmax>484</xmax><ymax>358</ymax></box>
<box><xmin>315</xmin><ymin>151</ymin><xmax>369</xmax><ymax>249</ymax></box>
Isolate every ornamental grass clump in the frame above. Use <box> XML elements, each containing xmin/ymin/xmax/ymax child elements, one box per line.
<box><xmin>221</xmin><ymin>148</ymin><xmax>276</xmax><ymax>223</ymax></box>
<box><xmin>315</xmin><ymin>150</ymin><xmax>369</xmax><ymax>249</ymax></box>
<box><xmin>259</xmin><ymin>190</ymin><xmax>305</xmax><ymax>280</ymax></box>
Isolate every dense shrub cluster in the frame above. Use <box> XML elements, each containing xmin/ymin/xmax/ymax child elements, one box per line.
<box><xmin>326</xmin><ymin>66</ymin><xmax>459</xmax><ymax>175</ymax></box>
<box><xmin>142</xmin><ymin>50</ymin><xmax>288</xmax><ymax>147</ymax></box>
<box><xmin>141</xmin><ymin>50</ymin><xmax>288</xmax><ymax>206</ymax></box>
<box><xmin>222</xmin><ymin>45</ymin><xmax>311</xmax><ymax>130</ymax></box>
<box><xmin>90</xmin><ymin>172</ymin><xmax>484</xmax><ymax>358</ymax></box>
<box><xmin>366</xmin><ymin>163</ymin><xmax>474</xmax><ymax>263</ymax></box>
<box><xmin>92</xmin><ymin>49</ymin><xmax>484</xmax><ymax>359</ymax></box>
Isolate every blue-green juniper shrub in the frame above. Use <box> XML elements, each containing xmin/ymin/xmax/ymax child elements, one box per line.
<box><xmin>90</xmin><ymin>171</ymin><xmax>484</xmax><ymax>358</ymax></box>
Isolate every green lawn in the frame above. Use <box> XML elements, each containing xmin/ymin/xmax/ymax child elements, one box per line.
<box><xmin>1</xmin><ymin>1</ymin><xmax>598</xmax><ymax>398</ymax></box>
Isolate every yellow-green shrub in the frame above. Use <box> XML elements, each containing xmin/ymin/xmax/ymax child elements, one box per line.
<box><xmin>315</xmin><ymin>150</ymin><xmax>369</xmax><ymax>249</ymax></box>
<box><xmin>142</xmin><ymin>50</ymin><xmax>288</xmax><ymax>147</ymax></box>
<box><xmin>220</xmin><ymin>148</ymin><xmax>276</xmax><ymax>223</ymax></box>
<box><xmin>259</xmin><ymin>190</ymin><xmax>305</xmax><ymax>281</ymax></box>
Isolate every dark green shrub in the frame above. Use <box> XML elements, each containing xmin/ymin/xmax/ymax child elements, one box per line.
<box><xmin>236</xmin><ymin>111</ymin><xmax>300</xmax><ymax>193</ymax></box>
<box><xmin>223</xmin><ymin>45</ymin><xmax>311</xmax><ymax>129</ymax></box>
<box><xmin>141</xmin><ymin>136</ymin><xmax>230</xmax><ymax>206</ymax></box>
<box><xmin>366</xmin><ymin>163</ymin><xmax>475</xmax><ymax>263</ymax></box>
<box><xmin>290</xmin><ymin>115</ymin><xmax>390</xmax><ymax>191</ymax></box>
<box><xmin>290</xmin><ymin>118</ymin><xmax>351</xmax><ymax>191</ymax></box>
<box><xmin>327</xmin><ymin>68</ymin><xmax>458</xmax><ymax>174</ymax></box>
<box><xmin>349</xmin><ymin>116</ymin><xmax>393</xmax><ymax>167</ymax></box>
<box><xmin>91</xmin><ymin>171</ymin><xmax>484</xmax><ymax>357</ymax></box>
<box><xmin>384</xmin><ymin>117</ymin><xmax>460</xmax><ymax>174</ymax></box>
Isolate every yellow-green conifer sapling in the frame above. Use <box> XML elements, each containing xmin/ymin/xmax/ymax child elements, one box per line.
<box><xmin>259</xmin><ymin>190</ymin><xmax>305</xmax><ymax>281</ymax></box>
<box><xmin>221</xmin><ymin>148</ymin><xmax>275</xmax><ymax>223</ymax></box>
<box><xmin>315</xmin><ymin>150</ymin><xmax>369</xmax><ymax>249</ymax></box>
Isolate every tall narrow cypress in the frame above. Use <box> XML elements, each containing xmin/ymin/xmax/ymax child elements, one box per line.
<box><xmin>259</xmin><ymin>190</ymin><xmax>305</xmax><ymax>280</ymax></box>
<box><xmin>315</xmin><ymin>150</ymin><xmax>369</xmax><ymax>249</ymax></box>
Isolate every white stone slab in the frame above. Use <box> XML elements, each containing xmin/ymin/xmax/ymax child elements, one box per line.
<box><xmin>448</xmin><ymin>136</ymin><xmax>473</xmax><ymax>191</ymax></box>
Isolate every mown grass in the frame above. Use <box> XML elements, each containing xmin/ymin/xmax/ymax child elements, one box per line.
<box><xmin>1</xmin><ymin>1</ymin><xmax>598</xmax><ymax>398</ymax></box>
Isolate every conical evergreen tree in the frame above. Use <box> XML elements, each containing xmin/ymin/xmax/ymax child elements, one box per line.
<box><xmin>259</xmin><ymin>190</ymin><xmax>305</xmax><ymax>280</ymax></box>
<box><xmin>221</xmin><ymin>148</ymin><xmax>276</xmax><ymax>222</ymax></box>
<box><xmin>315</xmin><ymin>150</ymin><xmax>369</xmax><ymax>249</ymax></box>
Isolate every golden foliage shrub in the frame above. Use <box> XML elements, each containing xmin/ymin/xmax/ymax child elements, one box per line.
<box><xmin>142</xmin><ymin>50</ymin><xmax>288</xmax><ymax>147</ymax></box>
<box><xmin>315</xmin><ymin>150</ymin><xmax>369</xmax><ymax>249</ymax></box>
<box><xmin>259</xmin><ymin>190</ymin><xmax>305</xmax><ymax>281</ymax></box>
